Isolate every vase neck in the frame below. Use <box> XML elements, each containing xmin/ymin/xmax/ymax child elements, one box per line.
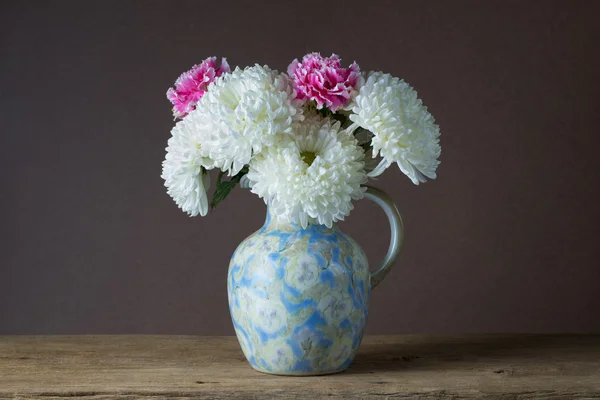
<box><xmin>263</xmin><ymin>207</ymin><xmax>338</xmax><ymax>233</ymax></box>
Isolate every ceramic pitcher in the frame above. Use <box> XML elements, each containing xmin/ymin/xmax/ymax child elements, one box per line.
<box><xmin>227</xmin><ymin>185</ymin><xmax>403</xmax><ymax>375</ymax></box>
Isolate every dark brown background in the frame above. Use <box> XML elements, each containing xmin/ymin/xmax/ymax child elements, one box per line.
<box><xmin>1</xmin><ymin>0</ymin><xmax>599</xmax><ymax>335</ymax></box>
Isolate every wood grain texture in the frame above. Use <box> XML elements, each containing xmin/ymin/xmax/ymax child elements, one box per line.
<box><xmin>1</xmin><ymin>335</ymin><xmax>599</xmax><ymax>399</ymax></box>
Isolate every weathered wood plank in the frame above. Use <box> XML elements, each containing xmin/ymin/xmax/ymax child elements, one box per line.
<box><xmin>1</xmin><ymin>335</ymin><xmax>599</xmax><ymax>399</ymax></box>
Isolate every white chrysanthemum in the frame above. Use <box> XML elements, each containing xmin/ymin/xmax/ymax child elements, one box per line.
<box><xmin>191</xmin><ymin>64</ymin><xmax>303</xmax><ymax>175</ymax></box>
<box><xmin>247</xmin><ymin>117</ymin><xmax>367</xmax><ymax>228</ymax></box>
<box><xmin>161</xmin><ymin>117</ymin><xmax>214</xmax><ymax>217</ymax></box>
<box><xmin>349</xmin><ymin>72</ymin><xmax>441</xmax><ymax>184</ymax></box>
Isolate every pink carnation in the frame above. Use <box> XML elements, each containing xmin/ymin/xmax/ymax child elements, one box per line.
<box><xmin>166</xmin><ymin>57</ymin><xmax>230</xmax><ymax>119</ymax></box>
<box><xmin>287</xmin><ymin>53</ymin><xmax>362</xmax><ymax>112</ymax></box>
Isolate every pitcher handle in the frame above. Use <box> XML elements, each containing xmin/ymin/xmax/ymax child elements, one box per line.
<box><xmin>363</xmin><ymin>186</ymin><xmax>404</xmax><ymax>289</ymax></box>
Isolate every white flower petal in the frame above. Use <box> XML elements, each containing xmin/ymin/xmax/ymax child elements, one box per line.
<box><xmin>247</xmin><ymin>117</ymin><xmax>367</xmax><ymax>228</ymax></box>
<box><xmin>189</xmin><ymin>65</ymin><xmax>303</xmax><ymax>176</ymax></box>
<box><xmin>161</xmin><ymin>117</ymin><xmax>214</xmax><ymax>217</ymax></box>
<box><xmin>350</xmin><ymin>72</ymin><xmax>441</xmax><ymax>184</ymax></box>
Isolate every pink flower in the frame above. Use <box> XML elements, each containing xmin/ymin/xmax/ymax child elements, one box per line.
<box><xmin>287</xmin><ymin>53</ymin><xmax>362</xmax><ymax>112</ymax></box>
<box><xmin>166</xmin><ymin>57</ymin><xmax>230</xmax><ymax>119</ymax></box>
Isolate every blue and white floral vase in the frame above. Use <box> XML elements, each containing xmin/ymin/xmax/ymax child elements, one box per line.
<box><xmin>227</xmin><ymin>186</ymin><xmax>404</xmax><ymax>376</ymax></box>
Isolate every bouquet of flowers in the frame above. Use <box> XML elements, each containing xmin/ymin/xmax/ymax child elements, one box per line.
<box><xmin>162</xmin><ymin>53</ymin><xmax>440</xmax><ymax>228</ymax></box>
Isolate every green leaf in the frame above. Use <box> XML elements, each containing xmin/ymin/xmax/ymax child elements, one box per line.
<box><xmin>210</xmin><ymin>167</ymin><xmax>248</xmax><ymax>209</ymax></box>
<box><xmin>330</xmin><ymin>109</ymin><xmax>355</xmax><ymax>129</ymax></box>
<box><xmin>353</xmin><ymin>127</ymin><xmax>373</xmax><ymax>153</ymax></box>
<box><xmin>317</xmin><ymin>105</ymin><xmax>333</xmax><ymax>118</ymax></box>
<box><xmin>216</xmin><ymin>170</ymin><xmax>226</xmax><ymax>186</ymax></box>
<box><xmin>359</xmin><ymin>141</ymin><xmax>372</xmax><ymax>153</ymax></box>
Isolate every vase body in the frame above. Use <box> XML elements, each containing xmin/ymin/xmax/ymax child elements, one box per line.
<box><xmin>227</xmin><ymin>209</ymin><xmax>370</xmax><ymax>375</ymax></box>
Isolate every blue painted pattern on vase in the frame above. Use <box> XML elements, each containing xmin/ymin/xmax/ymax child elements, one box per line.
<box><xmin>227</xmin><ymin>209</ymin><xmax>370</xmax><ymax>375</ymax></box>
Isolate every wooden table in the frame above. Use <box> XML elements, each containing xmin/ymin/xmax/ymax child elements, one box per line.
<box><xmin>1</xmin><ymin>335</ymin><xmax>599</xmax><ymax>399</ymax></box>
